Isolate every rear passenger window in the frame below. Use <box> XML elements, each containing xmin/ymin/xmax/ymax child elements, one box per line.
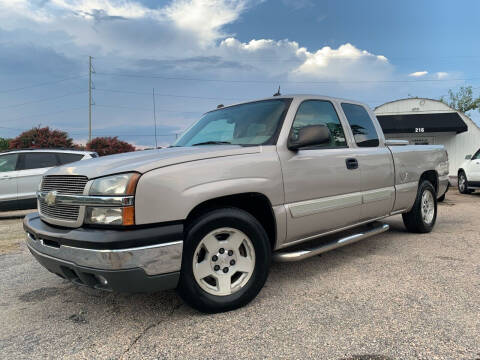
<box><xmin>291</xmin><ymin>100</ymin><xmax>347</xmax><ymax>148</ymax></box>
<box><xmin>0</xmin><ymin>154</ymin><xmax>18</xmax><ymax>172</ymax></box>
<box><xmin>57</xmin><ymin>153</ymin><xmax>84</xmax><ymax>165</ymax></box>
<box><xmin>21</xmin><ymin>153</ymin><xmax>58</xmax><ymax>170</ymax></box>
<box><xmin>341</xmin><ymin>103</ymin><xmax>379</xmax><ymax>147</ymax></box>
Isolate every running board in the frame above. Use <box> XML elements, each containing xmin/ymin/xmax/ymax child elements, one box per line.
<box><xmin>273</xmin><ymin>223</ymin><xmax>390</xmax><ymax>262</ymax></box>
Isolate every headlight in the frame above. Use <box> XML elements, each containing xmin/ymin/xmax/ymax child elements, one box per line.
<box><xmin>89</xmin><ymin>173</ymin><xmax>139</xmax><ymax>195</ymax></box>
<box><xmin>85</xmin><ymin>207</ymin><xmax>134</xmax><ymax>226</ymax></box>
<box><xmin>85</xmin><ymin>173</ymin><xmax>139</xmax><ymax>226</ymax></box>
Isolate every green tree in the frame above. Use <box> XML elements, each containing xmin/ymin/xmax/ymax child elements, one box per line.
<box><xmin>0</xmin><ymin>137</ymin><xmax>11</xmax><ymax>151</ymax></box>
<box><xmin>440</xmin><ymin>86</ymin><xmax>480</xmax><ymax>113</ymax></box>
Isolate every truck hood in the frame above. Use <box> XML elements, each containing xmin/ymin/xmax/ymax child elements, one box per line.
<box><xmin>46</xmin><ymin>145</ymin><xmax>262</xmax><ymax>179</ymax></box>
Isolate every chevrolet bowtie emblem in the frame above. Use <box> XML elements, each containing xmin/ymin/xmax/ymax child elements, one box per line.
<box><xmin>45</xmin><ymin>190</ymin><xmax>58</xmax><ymax>206</ymax></box>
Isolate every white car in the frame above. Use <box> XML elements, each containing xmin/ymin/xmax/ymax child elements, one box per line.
<box><xmin>458</xmin><ymin>148</ymin><xmax>480</xmax><ymax>194</ymax></box>
<box><xmin>0</xmin><ymin>149</ymin><xmax>97</xmax><ymax>210</ymax></box>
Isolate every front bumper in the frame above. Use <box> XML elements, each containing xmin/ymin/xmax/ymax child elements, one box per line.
<box><xmin>23</xmin><ymin>213</ymin><xmax>184</xmax><ymax>293</ymax></box>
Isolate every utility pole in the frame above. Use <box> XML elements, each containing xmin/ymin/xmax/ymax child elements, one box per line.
<box><xmin>88</xmin><ymin>56</ymin><xmax>93</xmax><ymax>143</ymax></box>
<box><xmin>152</xmin><ymin>88</ymin><xmax>158</xmax><ymax>148</ymax></box>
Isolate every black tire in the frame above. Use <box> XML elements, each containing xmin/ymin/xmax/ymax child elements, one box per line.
<box><xmin>458</xmin><ymin>171</ymin><xmax>473</xmax><ymax>194</ymax></box>
<box><xmin>177</xmin><ymin>207</ymin><xmax>271</xmax><ymax>313</ymax></box>
<box><xmin>437</xmin><ymin>193</ymin><xmax>445</xmax><ymax>202</ymax></box>
<box><xmin>402</xmin><ymin>180</ymin><xmax>437</xmax><ymax>233</ymax></box>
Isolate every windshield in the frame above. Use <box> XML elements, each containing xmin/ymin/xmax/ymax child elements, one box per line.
<box><xmin>173</xmin><ymin>99</ymin><xmax>292</xmax><ymax>147</ymax></box>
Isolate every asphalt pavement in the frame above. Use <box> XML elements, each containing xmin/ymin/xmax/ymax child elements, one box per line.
<box><xmin>0</xmin><ymin>191</ymin><xmax>479</xmax><ymax>359</ymax></box>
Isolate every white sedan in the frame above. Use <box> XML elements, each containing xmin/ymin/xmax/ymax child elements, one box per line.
<box><xmin>458</xmin><ymin>148</ymin><xmax>480</xmax><ymax>194</ymax></box>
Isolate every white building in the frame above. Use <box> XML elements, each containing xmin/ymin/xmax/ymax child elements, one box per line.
<box><xmin>374</xmin><ymin>98</ymin><xmax>480</xmax><ymax>177</ymax></box>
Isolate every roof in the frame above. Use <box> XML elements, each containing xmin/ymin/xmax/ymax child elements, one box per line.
<box><xmin>0</xmin><ymin>148</ymin><xmax>96</xmax><ymax>155</ymax></box>
<box><xmin>210</xmin><ymin>94</ymin><xmax>370</xmax><ymax>113</ymax></box>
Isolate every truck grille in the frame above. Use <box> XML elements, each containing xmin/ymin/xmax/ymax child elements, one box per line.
<box><xmin>39</xmin><ymin>175</ymin><xmax>89</xmax><ymax>223</ymax></box>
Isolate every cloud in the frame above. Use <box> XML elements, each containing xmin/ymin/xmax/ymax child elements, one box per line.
<box><xmin>435</xmin><ymin>71</ymin><xmax>448</xmax><ymax>79</ymax></box>
<box><xmin>408</xmin><ymin>71</ymin><xmax>428</xmax><ymax>77</ymax></box>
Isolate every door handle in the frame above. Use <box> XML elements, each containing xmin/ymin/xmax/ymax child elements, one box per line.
<box><xmin>345</xmin><ymin>158</ymin><xmax>358</xmax><ymax>170</ymax></box>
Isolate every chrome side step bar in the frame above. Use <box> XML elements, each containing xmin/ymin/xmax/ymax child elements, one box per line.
<box><xmin>273</xmin><ymin>223</ymin><xmax>390</xmax><ymax>262</ymax></box>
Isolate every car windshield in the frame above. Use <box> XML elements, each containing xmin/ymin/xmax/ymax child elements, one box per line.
<box><xmin>173</xmin><ymin>99</ymin><xmax>292</xmax><ymax>147</ymax></box>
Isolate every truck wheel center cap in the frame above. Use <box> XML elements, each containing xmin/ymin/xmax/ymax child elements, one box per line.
<box><xmin>211</xmin><ymin>250</ymin><xmax>236</xmax><ymax>270</ymax></box>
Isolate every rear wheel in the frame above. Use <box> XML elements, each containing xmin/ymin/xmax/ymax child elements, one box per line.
<box><xmin>177</xmin><ymin>207</ymin><xmax>271</xmax><ymax>313</ymax></box>
<box><xmin>402</xmin><ymin>180</ymin><xmax>437</xmax><ymax>233</ymax></box>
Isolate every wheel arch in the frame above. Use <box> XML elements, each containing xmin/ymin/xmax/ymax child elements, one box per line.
<box><xmin>185</xmin><ymin>192</ymin><xmax>277</xmax><ymax>250</ymax></box>
<box><xmin>419</xmin><ymin>170</ymin><xmax>439</xmax><ymax>194</ymax></box>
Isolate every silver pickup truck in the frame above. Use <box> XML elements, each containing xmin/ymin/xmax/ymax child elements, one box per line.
<box><xmin>24</xmin><ymin>95</ymin><xmax>449</xmax><ymax>313</ymax></box>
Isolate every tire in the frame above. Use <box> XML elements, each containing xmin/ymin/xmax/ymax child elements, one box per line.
<box><xmin>437</xmin><ymin>193</ymin><xmax>445</xmax><ymax>202</ymax></box>
<box><xmin>402</xmin><ymin>180</ymin><xmax>437</xmax><ymax>233</ymax></box>
<box><xmin>458</xmin><ymin>171</ymin><xmax>473</xmax><ymax>194</ymax></box>
<box><xmin>177</xmin><ymin>207</ymin><xmax>271</xmax><ymax>313</ymax></box>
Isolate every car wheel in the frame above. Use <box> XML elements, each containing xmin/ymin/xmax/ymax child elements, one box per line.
<box><xmin>402</xmin><ymin>180</ymin><xmax>437</xmax><ymax>233</ymax></box>
<box><xmin>177</xmin><ymin>207</ymin><xmax>271</xmax><ymax>313</ymax></box>
<box><xmin>437</xmin><ymin>193</ymin><xmax>445</xmax><ymax>202</ymax></box>
<box><xmin>458</xmin><ymin>172</ymin><xmax>473</xmax><ymax>194</ymax></box>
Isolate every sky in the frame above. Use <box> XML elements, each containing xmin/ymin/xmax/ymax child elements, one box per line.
<box><xmin>0</xmin><ymin>0</ymin><xmax>479</xmax><ymax>148</ymax></box>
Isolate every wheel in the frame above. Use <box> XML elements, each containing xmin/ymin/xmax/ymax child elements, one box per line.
<box><xmin>177</xmin><ymin>207</ymin><xmax>271</xmax><ymax>313</ymax></box>
<box><xmin>437</xmin><ymin>193</ymin><xmax>445</xmax><ymax>202</ymax></box>
<box><xmin>458</xmin><ymin>171</ymin><xmax>473</xmax><ymax>194</ymax></box>
<box><xmin>402</xmin><ymin>180</ymin><xmax>437</xmax><ymax>233</ymax></box>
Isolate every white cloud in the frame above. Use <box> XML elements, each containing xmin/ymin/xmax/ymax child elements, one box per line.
<box><xmin>435</xmin><ymin>71</ymin><xmax>448</xmax><ymax>79</ymax></box>
<box><xmin>408</xmin><ymin>71</ymin><xmax>428</xmax><ymax>77</ymax></box>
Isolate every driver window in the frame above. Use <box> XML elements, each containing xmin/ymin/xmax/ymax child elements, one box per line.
<box><xmin>291</xmin><ymin>100</ymin><xmax>347</xmax><ymax>148</ymax></box>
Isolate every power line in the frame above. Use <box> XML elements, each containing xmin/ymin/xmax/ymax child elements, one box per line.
<box><xmin>96</xmin><ymin>71</ymin><xmax>480</xmax><ymax>85</ymax></box>
<box><xmin>0</xmin><ymin>75</ymin><xmax>86</xmax><ymax>94</ymax></box>
<box><xmin>0</xmin><ymin>106</ymin><xmax>85</xmax><ymax>124</ymax></box>
<box><xmin>0</xmin><ymin>90</ymin><xmax>87</xmax><ymax>109</ymax></box>
<box><xmin>94</xmin><ymin>104</ymin><xmax>203</xmax><ymax>114</ymax></box>
<box><xmin>95</xmin><ymin>88</ymin><xmax>242</xmax><ymax>101</ymax></box>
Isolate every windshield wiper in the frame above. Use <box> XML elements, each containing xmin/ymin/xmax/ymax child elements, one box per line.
<box><xmin>192</xmin><ymin>141</ymin><xmax>232</xmax><ymax>146</ymax></box>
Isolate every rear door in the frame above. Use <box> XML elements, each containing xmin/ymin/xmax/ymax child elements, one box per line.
<box><xmin>17</xmin><ymin>152</ymin><xmax>59</xmax><ymax>201</ymax></box>
<box><xmin>340</xmin><ymin>103</ymin><xmax>395</xmax><ymax>221</ymax></box>
<box><xmin>278</xmin><ymin>99</ymin><xmax>363</xmax><ymax>244</ymax></box>
<box><xmin>0</xmin><ymin>153</ymin><xmax>20</xmax><ymax>204</ymax></box>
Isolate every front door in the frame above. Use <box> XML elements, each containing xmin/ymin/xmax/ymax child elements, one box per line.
<box><xmin>278</xmin><ymin>99</ymin><xmax>363</xmax><ymax>244</ymax></box>
<box><xmin>467</xmin><ymin>149</ymin><xmax>480</xmax><ymax>182</ymax></box>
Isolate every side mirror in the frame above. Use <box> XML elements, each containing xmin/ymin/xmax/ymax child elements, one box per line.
<box><xmin>465</xmin><ymin>155</ymin><xmax>472</xmax><ymax>160</ymax></box>
<box><xmin>288</xmin><ymin>124</ymin><xmax>331</xmax><ymax>151</ymax></box>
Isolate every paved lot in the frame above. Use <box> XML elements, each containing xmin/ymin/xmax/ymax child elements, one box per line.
<box><xmin>0</xmin><ymin>191</ymin><xmax>479</xmax><ymax>360</ymax></box>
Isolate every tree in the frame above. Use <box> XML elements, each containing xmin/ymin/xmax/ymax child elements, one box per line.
<box><xmin>86</xmin><ymin>137</ymin><xmax>135</xmax><ymax>156</ymax></box>
<box><xmin>440</xmin><ymin>86</ymin><xmax>480</xmax><ymax>113</ymax></box>
<box><xmin>0</xmin><ymin>137</ymin><xmax>11</xmax><ymax>151</ymax></box>
<box><xmin>9</xmin><ymin>126</ymin><xmax>74</xmax><ymax>149</ymax></box>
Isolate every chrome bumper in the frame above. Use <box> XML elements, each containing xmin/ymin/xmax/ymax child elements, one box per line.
<box><xmin>26</xmin><ymin>232</ymin><xmax>182</xmax><ymax>276</ymax></box>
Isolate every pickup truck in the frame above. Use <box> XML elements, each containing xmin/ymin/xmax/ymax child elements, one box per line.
<box><xmin>24</xmin><ymin>95</ymin><xmax>449</xmax><ymax>313</ymax></box>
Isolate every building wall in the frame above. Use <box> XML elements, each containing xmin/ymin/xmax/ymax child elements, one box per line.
<box><xmin>375</xmin><ymin>98</ymin><xmax>480</xmax><ymax>177</ymax></box>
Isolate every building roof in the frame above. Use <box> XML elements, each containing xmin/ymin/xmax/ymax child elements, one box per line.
<box><xmin>377</xmin><ymin>112</ymin><xmax>468</xmax><ymax>134</ymax></box>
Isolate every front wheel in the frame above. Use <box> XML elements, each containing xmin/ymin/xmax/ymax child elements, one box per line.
<box><xmin>402</xmin><ymin>180</ymin><xmax>437</xmax><ymax>233</ymax></box>
<box><xmin>458</xmin><ymin>172</ymin><xmax>472</xmax><ymax>194</ymax></box>
<box><xmin>177</xmin><ymin>207</ymin><xmax>271</xmax><ymax>313</ymax></box>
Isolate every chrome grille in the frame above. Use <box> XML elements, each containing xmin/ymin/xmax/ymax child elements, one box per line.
<box><xmin>41</xmin><ymin>175</ymin><xmax>88</xmax><ymax>194</ymax></box>
<box><xmin>39</xmin><ymin>202</ymin><xmax>80</xmax><ymax>220</ymax></box>
<box><xmin>39</xmin><ymin>175</ymin><xmax>88</xmax><ymax>223</ymax></box>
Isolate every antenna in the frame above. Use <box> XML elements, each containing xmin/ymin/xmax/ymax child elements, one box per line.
<box><xmin>273</xmin><ymin>86</ymin><xmax>281</xmax><ymax>97</ymax></box>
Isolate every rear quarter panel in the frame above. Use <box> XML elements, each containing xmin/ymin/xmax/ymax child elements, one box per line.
<box><xmin>389</xmin><ymin>145</ymin><xmax>448</xmax><ymax>212</ymax></box>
